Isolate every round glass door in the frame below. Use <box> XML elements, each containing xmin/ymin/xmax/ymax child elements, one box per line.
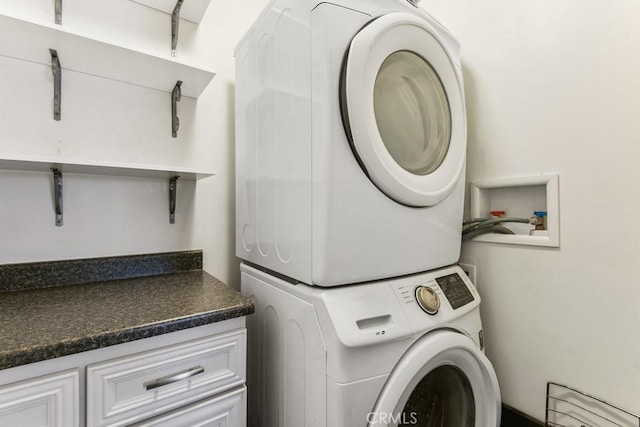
<box><xmin>374</xmin><ymin>51</ymin><xmax>451</xmax><ymax>177</ymax></box>
<box><xmin>341</xmin><ymin>13</ymin><xmax>466</xmax><ymax>207</ymax></box>
<box><xmin>397</xmin><ymin>365</ymin><xmax>475</xmax><ymax>426</ymax></box>
<box><xmin>367</xmin><ymin>331</ymin><xmax>501</xmax><ymax>427</ymax></box>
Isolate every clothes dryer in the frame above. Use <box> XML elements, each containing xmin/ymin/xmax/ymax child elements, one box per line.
<box><xmin>241</xmin><ymin>263</ymin><xmax>501</xmax><ymax>426</ymax></box>
<box><xmin>236</xmin><ymin>0</ymin><xmax>467</xmax><ymax>286</ymax></box>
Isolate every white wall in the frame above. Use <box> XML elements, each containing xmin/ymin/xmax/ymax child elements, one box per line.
<box><xmin>0</xmin><ymin>0</ymin><xmax>269</xmax><ymax>287</ymax></box>
<box><xmin>421</xmin><ymin>0</ymin><xmax>640</xmax><ymax>421</ymax></box>
<box><xmin>0</xmin><ymin>170</ymin><xmax>196</xmax><ymax>263</ymax></box>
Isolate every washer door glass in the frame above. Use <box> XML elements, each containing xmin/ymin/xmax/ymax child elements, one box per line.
<box><xmin>366</xmin><ymin>331</ymin><xmax>500</xmax><ymax>427</ymax></box>
<box><xmin>398</xmin><ymin>365</ymin><xmax>474</xmax><ymax>426</ymax></box>
<box><xmin>374</xmin><ymin>51</ymin><xmax>451</xmax><ymax>177</ymax></box>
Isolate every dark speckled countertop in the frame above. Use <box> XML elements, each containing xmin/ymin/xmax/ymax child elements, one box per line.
<box><xmin>0</xmin><ymin>251</ymin><xmax>254</xmax><ymax>370</ymax></box>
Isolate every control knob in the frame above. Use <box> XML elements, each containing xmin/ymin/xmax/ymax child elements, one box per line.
<box><xmin>415</xmin><ymin>286</ymin><xmax>440</xmax><ymax>315</ymax></box>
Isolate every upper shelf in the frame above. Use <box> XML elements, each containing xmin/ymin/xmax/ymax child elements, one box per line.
<box><xmin>0</xmin><ymin>14</ymin><xmax>215</xmax><ymax>98</ymax></box>
<box><xmin>0</xmin><ymin>155</ymin><xmax>215</xmax><ymax>181</ymax></box>
<box><xmin>130</xmin><ymin>0</ymin><xmax>212</xmax><ymax>24</ymax></box>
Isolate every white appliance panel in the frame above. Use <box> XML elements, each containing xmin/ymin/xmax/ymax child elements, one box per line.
<box><xmin>240</xmin><ymin>264</ymin><xmax>501</xmax><ymax>427</ymax></box>
<box><xmin>235</xmin><ymin>0</ymin><xmax>313</xmax><ymax>284</ymax></box>
<box><xmin>242</xmin><ymin>271</ymin><xmax>327</xmax><ymax>427</ymax></box>
<box><xmin>236</xmin><ymin>0</ymin><xmax>467</xmax><ymax>286</ymax></box>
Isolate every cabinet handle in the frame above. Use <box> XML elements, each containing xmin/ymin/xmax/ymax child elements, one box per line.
<box><xmin>144</xmin><ymin>365</ymin><xmax>205</xmax><ymax>390</ymax></box>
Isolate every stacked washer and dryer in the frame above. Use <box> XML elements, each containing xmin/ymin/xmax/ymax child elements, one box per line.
<box><xmin>235</xmin><ymin>0</ymin><xmax>501</xmax><ymax>425</ymax></box>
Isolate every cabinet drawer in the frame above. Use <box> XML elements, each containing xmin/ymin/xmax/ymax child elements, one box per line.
<box><xmin>0</xmin><ymin>369</ymin><xmax>79</xmax><ymax>427</ymax></box>
<box><xmin>131</xmin><ymin>386</ymin><xmax>246</xmax><ymax>427</ymax></box>
<box><xmin>87</xmin><ymin>328</ymin><xmax>246</xmax><ymax>427</ymax></box>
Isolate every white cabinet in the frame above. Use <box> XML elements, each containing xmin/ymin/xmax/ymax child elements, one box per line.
<box><xmin>87</xmin><ymin>330</ymin><xmax>246</xmax><ymax>427</ymax></box>
<box><xmin>131</xmin><ymin>386</ymin><xmax>246</xmax><ymax>427</ymax></box>
<box><xmin>0</xmin><ymin>319</ymin><xmax>247</xmax><ymax>427</ymax></box>
<box><xmin>0</xmin><ymin>370</ymin><xmax>80</xmax><ymax>427</ymax></box>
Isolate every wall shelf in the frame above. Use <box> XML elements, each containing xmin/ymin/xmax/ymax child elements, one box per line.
<box><xmin>0</xmin><ymin>13</ymin><xmax>215</xmax><ymax>98</ymax></box>
<box><xmin>469</xmin><ymin>173</ymin><xmax>560</xmax><ymax>247</ymax></box>
<box><xmin>130</xmin><ymin>0</ymin><xmax>211</xmax><ymax>24</ymax></box>
<box><xmin>0</xmin><ymin>156</ymin><xmax>215</xmax><ymax>181</ymax></box>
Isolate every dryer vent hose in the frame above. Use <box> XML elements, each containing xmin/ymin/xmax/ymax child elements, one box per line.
<box><xmin>462</xmin><ymin>216</ymin><xmax>536</xmax><ymax>241</ymax></box>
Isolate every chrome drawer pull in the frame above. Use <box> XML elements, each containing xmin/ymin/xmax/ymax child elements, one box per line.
<box><xmin>144</xmin><ymin>366</ymin><xmax>205</xmax><ymax>391</ymax></box>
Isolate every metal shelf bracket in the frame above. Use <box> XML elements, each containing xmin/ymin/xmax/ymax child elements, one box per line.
<box><xmin>171</xmin><ymin>80</ymin><xmax>182</xmax><ymax>138</ymax></box>
<box><xmin>52</xmin><ymin>168</ymin><xmax>63</xmax><ymax>226</ymax></box>
<box><xmin>55</xmin><ymin>0</ymin><xmax>62</xmax><ymax>24</ymax></box>
<box><xmin>49</xmin><ymin>49</ymin><xmax>61</xmax><ymax>121</ymax></box>
<box><xmin>171</xmin><ymin>0</ymin><xmax>184</xmax><ymax>57</ymax></box>
<box><xmin>169</xmin><ymin>176</ymin><xmax>179</xmax><ymax>224</ymax></box>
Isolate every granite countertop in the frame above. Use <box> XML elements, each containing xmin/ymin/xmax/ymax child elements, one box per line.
<box><xmin>0</xmin><ymin>251</ymin><xmax>254</xmax><ymax>370</ymax></box>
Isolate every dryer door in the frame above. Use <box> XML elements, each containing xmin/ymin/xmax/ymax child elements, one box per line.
<box><xmin>367</xmin><ymin>330</ymin><xmax>501</xmax><ymax>427</ymax></box>
<box><xmin>341</xmin><ymin>13</ymin><xmax>466</xmax><ymax>207</ymax></box>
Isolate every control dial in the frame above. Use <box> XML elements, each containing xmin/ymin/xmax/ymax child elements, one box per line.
<box><xmin>415</xmin><ymin>286</ymin><xmax>440</xmax><ymax>315</ymax></box>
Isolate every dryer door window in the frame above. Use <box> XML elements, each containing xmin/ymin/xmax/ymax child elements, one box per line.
<box><xmin>374</xmin><ymin>51</ymin><xmax>451</xmax><ymax>177</ymax></box>
<box><xmin>341</xmin><ymin>13</ymin><xmax>466</xmax><ymax>207</ymax></box>
<box><xmin>367</xmin><ymin>331</ymin><xmax>500</xmax><ymax>427</ymax></box>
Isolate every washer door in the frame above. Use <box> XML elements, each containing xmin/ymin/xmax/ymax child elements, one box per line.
<box><xmin>341</xmin><ymin>13</ymin><xmax>466</xmax><ymax>207</ymax></box>
<box><xmin>367</xmin><ymin>331</ymin><xmax>501</xmax><ymax>427</ymax></box>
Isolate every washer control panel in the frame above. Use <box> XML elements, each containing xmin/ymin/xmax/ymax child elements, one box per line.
<box><xmin>435</xmin><ymin>273</ymin><xmax>475</xmax><ymax>309</ymax></box>
<box><xmin>391</xmin><ymin>265</ymin><xmax>479</xmax><ymax>321</ymax></box>
<box><xmin>319</xmin><ymin>265</ymin><xmax>481</xmax><ymax>347</ymax></box>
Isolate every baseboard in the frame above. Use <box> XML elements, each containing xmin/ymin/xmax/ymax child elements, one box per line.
<box><xmin>501</xmin><ymin>404</ymin><xmax>544</xmax><ymax>426</ymax></box>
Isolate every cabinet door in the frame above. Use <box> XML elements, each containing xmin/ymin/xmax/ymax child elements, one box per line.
<box><xmin>0</xmin><ymin>369</ymin><xmax>79</xmax><ymax>427</ymax></box>
<box><xmin>131</xmin><ymin>386</ymin><xmax>246</xmax><ymax>427</ymax></box>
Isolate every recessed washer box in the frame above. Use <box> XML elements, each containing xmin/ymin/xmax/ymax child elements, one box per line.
<box><xmin>469</xmin><ymin>173</ymin><xmax>560</xmax><ymax>247</ymax></box>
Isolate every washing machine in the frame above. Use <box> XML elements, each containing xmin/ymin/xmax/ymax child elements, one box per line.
<box><xmin>235</xmin><ymin>0</ymin><xmax>467</xmax><ymax>287</ymax></box>
<box><xmin>241</xmin><ymin>263</ymin><xmax>501</xmax><ymax>426</ymax></box>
